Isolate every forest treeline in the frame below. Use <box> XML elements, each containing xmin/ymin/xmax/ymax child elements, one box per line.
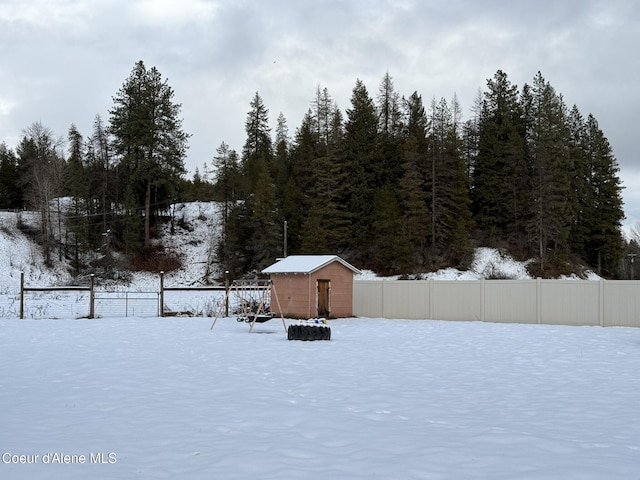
<box><xmin>0</xmin><ymin>61</ymin><xmax>633</xmax><ymax>279</ymax></box>
<box><xmin>212</xmin><ymin>69</ymin><xmax>627</xmax><ymax>278</ymax></box>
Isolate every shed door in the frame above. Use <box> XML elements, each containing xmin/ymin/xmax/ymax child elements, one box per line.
<box><xmin>317</xmin><ymin>279</ymin><xmax>331</xmax><ymax>317</ymax></box>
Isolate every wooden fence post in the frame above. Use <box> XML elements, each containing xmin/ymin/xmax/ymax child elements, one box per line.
<box><xmin>225</xmin><ymin>271</ymin><xmax>230</xmax><ymax>317</ymax></box>
<box><xmin>160</xmin><ymin>271</ymin><xmax>165</xmax><ymax>317</ymax></box>
<box><xmin>20</xmin><ymin>272</ymin><xmax>24</xmax><ymax>320</ymax></box>
<box><xmin>89</xmin><ymin>274</ymin><xmax>95</xmax><ymax>319</ymax></box>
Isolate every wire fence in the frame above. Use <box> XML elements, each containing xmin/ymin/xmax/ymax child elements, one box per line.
<box><xmin>10</xmin><ymin>272</ymin><xmax>269</xmax><ymax>320</ymax></box>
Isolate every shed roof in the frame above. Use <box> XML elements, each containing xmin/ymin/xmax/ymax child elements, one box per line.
<box><xmin>262</xmin><ymin>255</ymin><xmax>361</xmax><ymax>275</ymax></box>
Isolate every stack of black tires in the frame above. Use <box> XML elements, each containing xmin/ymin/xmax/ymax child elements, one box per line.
<box><xmin>287</xmin><ymin>324</ymin><xmax>331</xmax><ymax>341</ymax></box>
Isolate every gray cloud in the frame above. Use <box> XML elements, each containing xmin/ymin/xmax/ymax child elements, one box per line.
<box><xmin>1</xmin><ymin>0</ymin><xmax>639</xmax><ymax>227</ymax></box>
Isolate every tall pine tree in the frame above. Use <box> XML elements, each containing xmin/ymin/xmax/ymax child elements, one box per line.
<box><xmin>472</xmin><ymin>70</ymin><xmax>527</xmax><ymax>245</ymax></box>
<box><xmin>0</xmin><ymin>143</ymin><xmax>20</xmax><ymax>209</ymax></box>
<box><xmin>238</xmin><ymin>92</ymin><xmax>281</xmax><ymax>269</ymax></box>
<box><xmin>525</xmin><ymin>72</ymin><xmax>572</xmax><ymax>271</ymax></box>
<box><xmin>582</xmin><ymin>114</ymin><xmax>625</xmax><ymax>274</ymax></box>
<box><xmin>109</xmin><ymin>60</ymin><xmax>189</xmax><ymax>251</ymax></box>
<box><xmin>213</xmin><ymin>142</ymin><xmax>241</xmax><ymax>273</ymax></box>
<box><xmin>65</xmin><ymin>124</ymin><xmax>91</xmax><ymax>273</ymax></box>
<box><xmin>426</xmin><ymin>97</ymin><xmax>473</xmax><ymax>265</ymax></box>
<box><xmin>400</xmin><ymin>92</ymin><xmax>430</xmax><ymax>265</ymax></box>
<box><xmin>344</xmin><ymin>79</ymin><xmax>379</xmax><ymax>263</ymax></box>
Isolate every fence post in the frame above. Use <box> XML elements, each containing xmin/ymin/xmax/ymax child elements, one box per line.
<box><xmin>225</xmin><ymin>271</ymin><xmax>230</xmax><ymax>317</ymax></box>
<box><xmin>159</xmin><ymin>271</ymin><xmax>165</xmax><ymax>317</ymax></box>
<box><xmin>536</xmin><ymin>277</ymin><xmax>542</xmax><ymax>324</ymax></box>
<box><xmin>20</xmin><ymin>271</ymin><xmax>24</xmax><ymax>320</ymax></box>
<box><xmin>599</xmin><ymin>279</ymin><xmax>605</xmax><ymax>327</ymax></box>
<box><xmin>89</xmin><ymin>274</ymin><xmax>95</xmax><ymax>319</ymax></box>
<box><xmin>480</xmin><ymin>278</ymin><xmax>485</xmax><ymax>322</ymax></box>
<box><xmin>382</xmin><ymin>279</ymin><xmax>387</xmax><ymax>319</ymax></box>
<box><xmin>428</xmin><ymin>279</ymin><xmax>433</xmax><ymax>320</ymax></box>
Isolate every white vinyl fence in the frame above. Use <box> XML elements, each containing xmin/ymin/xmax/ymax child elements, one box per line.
<box><xmin>353</xmin><ymin>279</ymin><xmax>640</xmax><ymax>328</ymax></box>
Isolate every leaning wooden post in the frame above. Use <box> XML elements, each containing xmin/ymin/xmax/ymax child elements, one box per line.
<box><xmin>89</xmin><ymin>274</ymin><xmax>95</xmax><ymax>319</ymax></box>
<box><xmin>159</xmin><ymin>271</ymin><xmax>165</xmax><ymax>317</ymax></box>
<box><xmin>19</xmin><ymin>272</ymin><xmax>24</xmax><ymax>320</ymax></box>
<box><xmin>271</xmin><ymin>280</ymin><xmax>287</xmax><ymax>332</ymax></box>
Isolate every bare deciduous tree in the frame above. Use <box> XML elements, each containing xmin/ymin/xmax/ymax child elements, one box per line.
<box><xmin>17</xmin><ymin>122</ymin><xmax>65</xmax><ymax>266</ymax></box>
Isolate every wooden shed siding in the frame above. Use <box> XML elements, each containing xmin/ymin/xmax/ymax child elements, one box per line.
<box><xmin>271</xmin><ymin>274</ymin><xmax>312</xmax><ymax>318</ymax></box>
<box><xmin>310</xmin><ymin>262</ymin><xmax>354</xmax><ymax>317</ymax></box>
<box><xmin>269</xmin><ymin>261</ymin><xmax>355</xmax><ymax>318</ymax></box>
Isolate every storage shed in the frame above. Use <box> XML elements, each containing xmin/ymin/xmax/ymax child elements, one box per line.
<box><xmin>262</xmin><ymin>255</ymin><xmax>360</xmax><ymax>318</ymax></box>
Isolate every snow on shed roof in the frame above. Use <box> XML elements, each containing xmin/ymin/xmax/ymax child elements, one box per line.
<box><xmin>262</xmin><ymin>255</ymin><xmax>360</xmax><ymax>275</ymax></box>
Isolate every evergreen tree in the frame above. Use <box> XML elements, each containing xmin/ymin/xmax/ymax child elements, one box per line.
<box><xmin>566</xmin><ymin>105</ymin><xmax>591</xmax><ymax>258</ymax></box>
<box><xmin>400</xmin><ymin>92</ymin><xmax>430</xmax><ymax>264</ymax></box>
<box><xmin>370</xmin><ymin>185</ymin><xmax>413</xmax><ymax>273</ymax></box>
<box><xmin>404</xmin><ymin>91</ymin><xmax>429</xmax><ymax>144</ymax></box>
<box><xmin>312</xmin><ymin>86</ymin><xmax>335</xmax><ymax>151</ymax></box>
<box><xmin>343</xmin><ymin>79</ymin><xmax>379</xmax><ymax>263</ymax></box>
<box><xmin>65</xmin><ymin>124</ymin><xmax>91</xmax><ymax>273</ymax></box>
<box><xmin>239</xmin><ymin>92</ymin><xmax>280</xmax><ymax>269</ymax></box>
<box><xmin>301</xmin><ymin>146</ymin><xmax>352</xmax><ymax>254</ymax></box>
<box><xmin>273</xmin><ymin>112</ymin><xmax>290</xmax><ymax>188</ymax></box>
<box><xmin>241</xmin><ymin>92</ymin><xmax>273</xmax><ymax>195</ymax></box>
<box><xmin>295</xmin><ymin>88</ymin><xmax>351</xmax><ymax>256</ymax></box>
<box><xmin>287</xmin><ymin>110</ymin><xmax>317</xmax><ymax>252</ymax></box>
<box><xmin>299</xmin><ymin>201</ymin><xmax>329</xmax><ymax>254</ymax></box>
<box><xmin>280</xmin><ymin>175</ymin><xmax>306</xmax><ymax>254</ymax></box>
<box><xmin>121</xmin><ymin>184</ymin><xmax>144</xmax><ymax>255</ymax></box>
<box><xmin>526</xmin><ymin>72</ymin><xmax>572</xmax><ymax>271</ymax></box>
<box><xmin>289</xmin><ymin>110</ymin><xmax>317</xmax><ymax>192</ymax></box>
<box><xmin>399</xmin><ymin>138</ymin><xmax>430</xmax><ymax>265</ymax></box>
<box><xmin>426</xmin><ymin>97</ymin><xmax>473</xmax><ymax>265</ymax></box>
<box><xmin>88</xmin><ymin>114</ymin><xmax>114</xmax><ymax>235</ymax></box>
<box><xmin>213</xmin><ymin>142</ymin><xmax>241</xmax><ymax>271</ymax></box>
<box><xmin>183</xmin><ymin>167</ymin><xmax>216</xmax><ymax>202</ymax></box>
<box><xmin>461</xmin><ymin>89</ymin><xmax>483</xmax><ymax>183</ymax></box>
<box><xmin>109</xmin><ymin>60</ymin><xmax>189</xmax><ymax>251</ymax></box>
<box><xmin>471</xmin><ymin>70</ymin><xmax>527</xmax><ymax>245</ymax></box>
<box><xmin>245</xmin><ymin>159</ymin><xmax>281</xmax><ymax>269</ymax></box>
<box><xmin>582</xmin><ymin>114</ymin><xmax>625</xmax><ymax>274</ymax></box>
<box><xmin>329</xmin><ymin>103</ymin><xmax>345</xmax><ymax>148</ymax></box>
<box><xmin>376</xmin><ymin>72</ymin><xmax>404</xmax><ymax>138</ymax></box>
<box><xmin>374</xmin><ymin>72</ymin><xmax>404</xmax><ymax>196</ymax></box>
<box><xmin>0</xmin><ymin>143</ymin><xmax>21</xmax><ymax>209</ymax></box>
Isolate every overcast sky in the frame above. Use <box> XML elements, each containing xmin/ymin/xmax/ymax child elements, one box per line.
<box><xmin>2</xmin><ymin>0</ymin><xmax>639</xmax><ymax>228</ymax></box>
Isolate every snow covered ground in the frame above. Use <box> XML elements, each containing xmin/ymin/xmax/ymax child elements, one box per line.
<box><xmin>1</xmin><ymin>316</ymin><xmax>639</xmax><ymax>479</ymax></box>
<box><xmin>2</xmin><ymin>203</ymin><xmax>635</xmax><ymax>478</ymax></box>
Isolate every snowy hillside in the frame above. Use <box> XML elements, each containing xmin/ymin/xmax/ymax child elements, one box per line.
<box><xmin>129</xmin><ymin>202</ymin><xmax>225</xmax><ymax>290</ymax></box>
<box><xmin>0</xmin><ymin>201</ymin><xmax>597</xmax><ymax>295</ymax></box>
<box><xmin>0</xmin><ymin>210</ymin><xmax>71</xmax><ymax>292</ymax></box>
<box><xmin>0</xmin><ymin>202</ymin><xmax>224</xmax><ymax>293</ymax></box>
<box><xmin>356</xmin><ymin>247</ymin><xmax>535</xmax><ymax>281</ymax></box>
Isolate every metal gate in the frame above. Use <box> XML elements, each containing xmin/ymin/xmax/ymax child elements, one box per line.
<box><xmin>94</xmin><ymin>291</ymin><xmax>160</xmax><ymax>318</ymax></box>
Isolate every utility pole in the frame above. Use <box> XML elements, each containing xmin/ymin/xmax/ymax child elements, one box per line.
<box><xmin>283</xmin><ymin>220</ymin><xmax>288</xmax><ymax>258</ymax></box>
<box><xmin>628</xmin><ymin>252</ymin><xmax>636</xmax><ymax>280</ymax></box>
